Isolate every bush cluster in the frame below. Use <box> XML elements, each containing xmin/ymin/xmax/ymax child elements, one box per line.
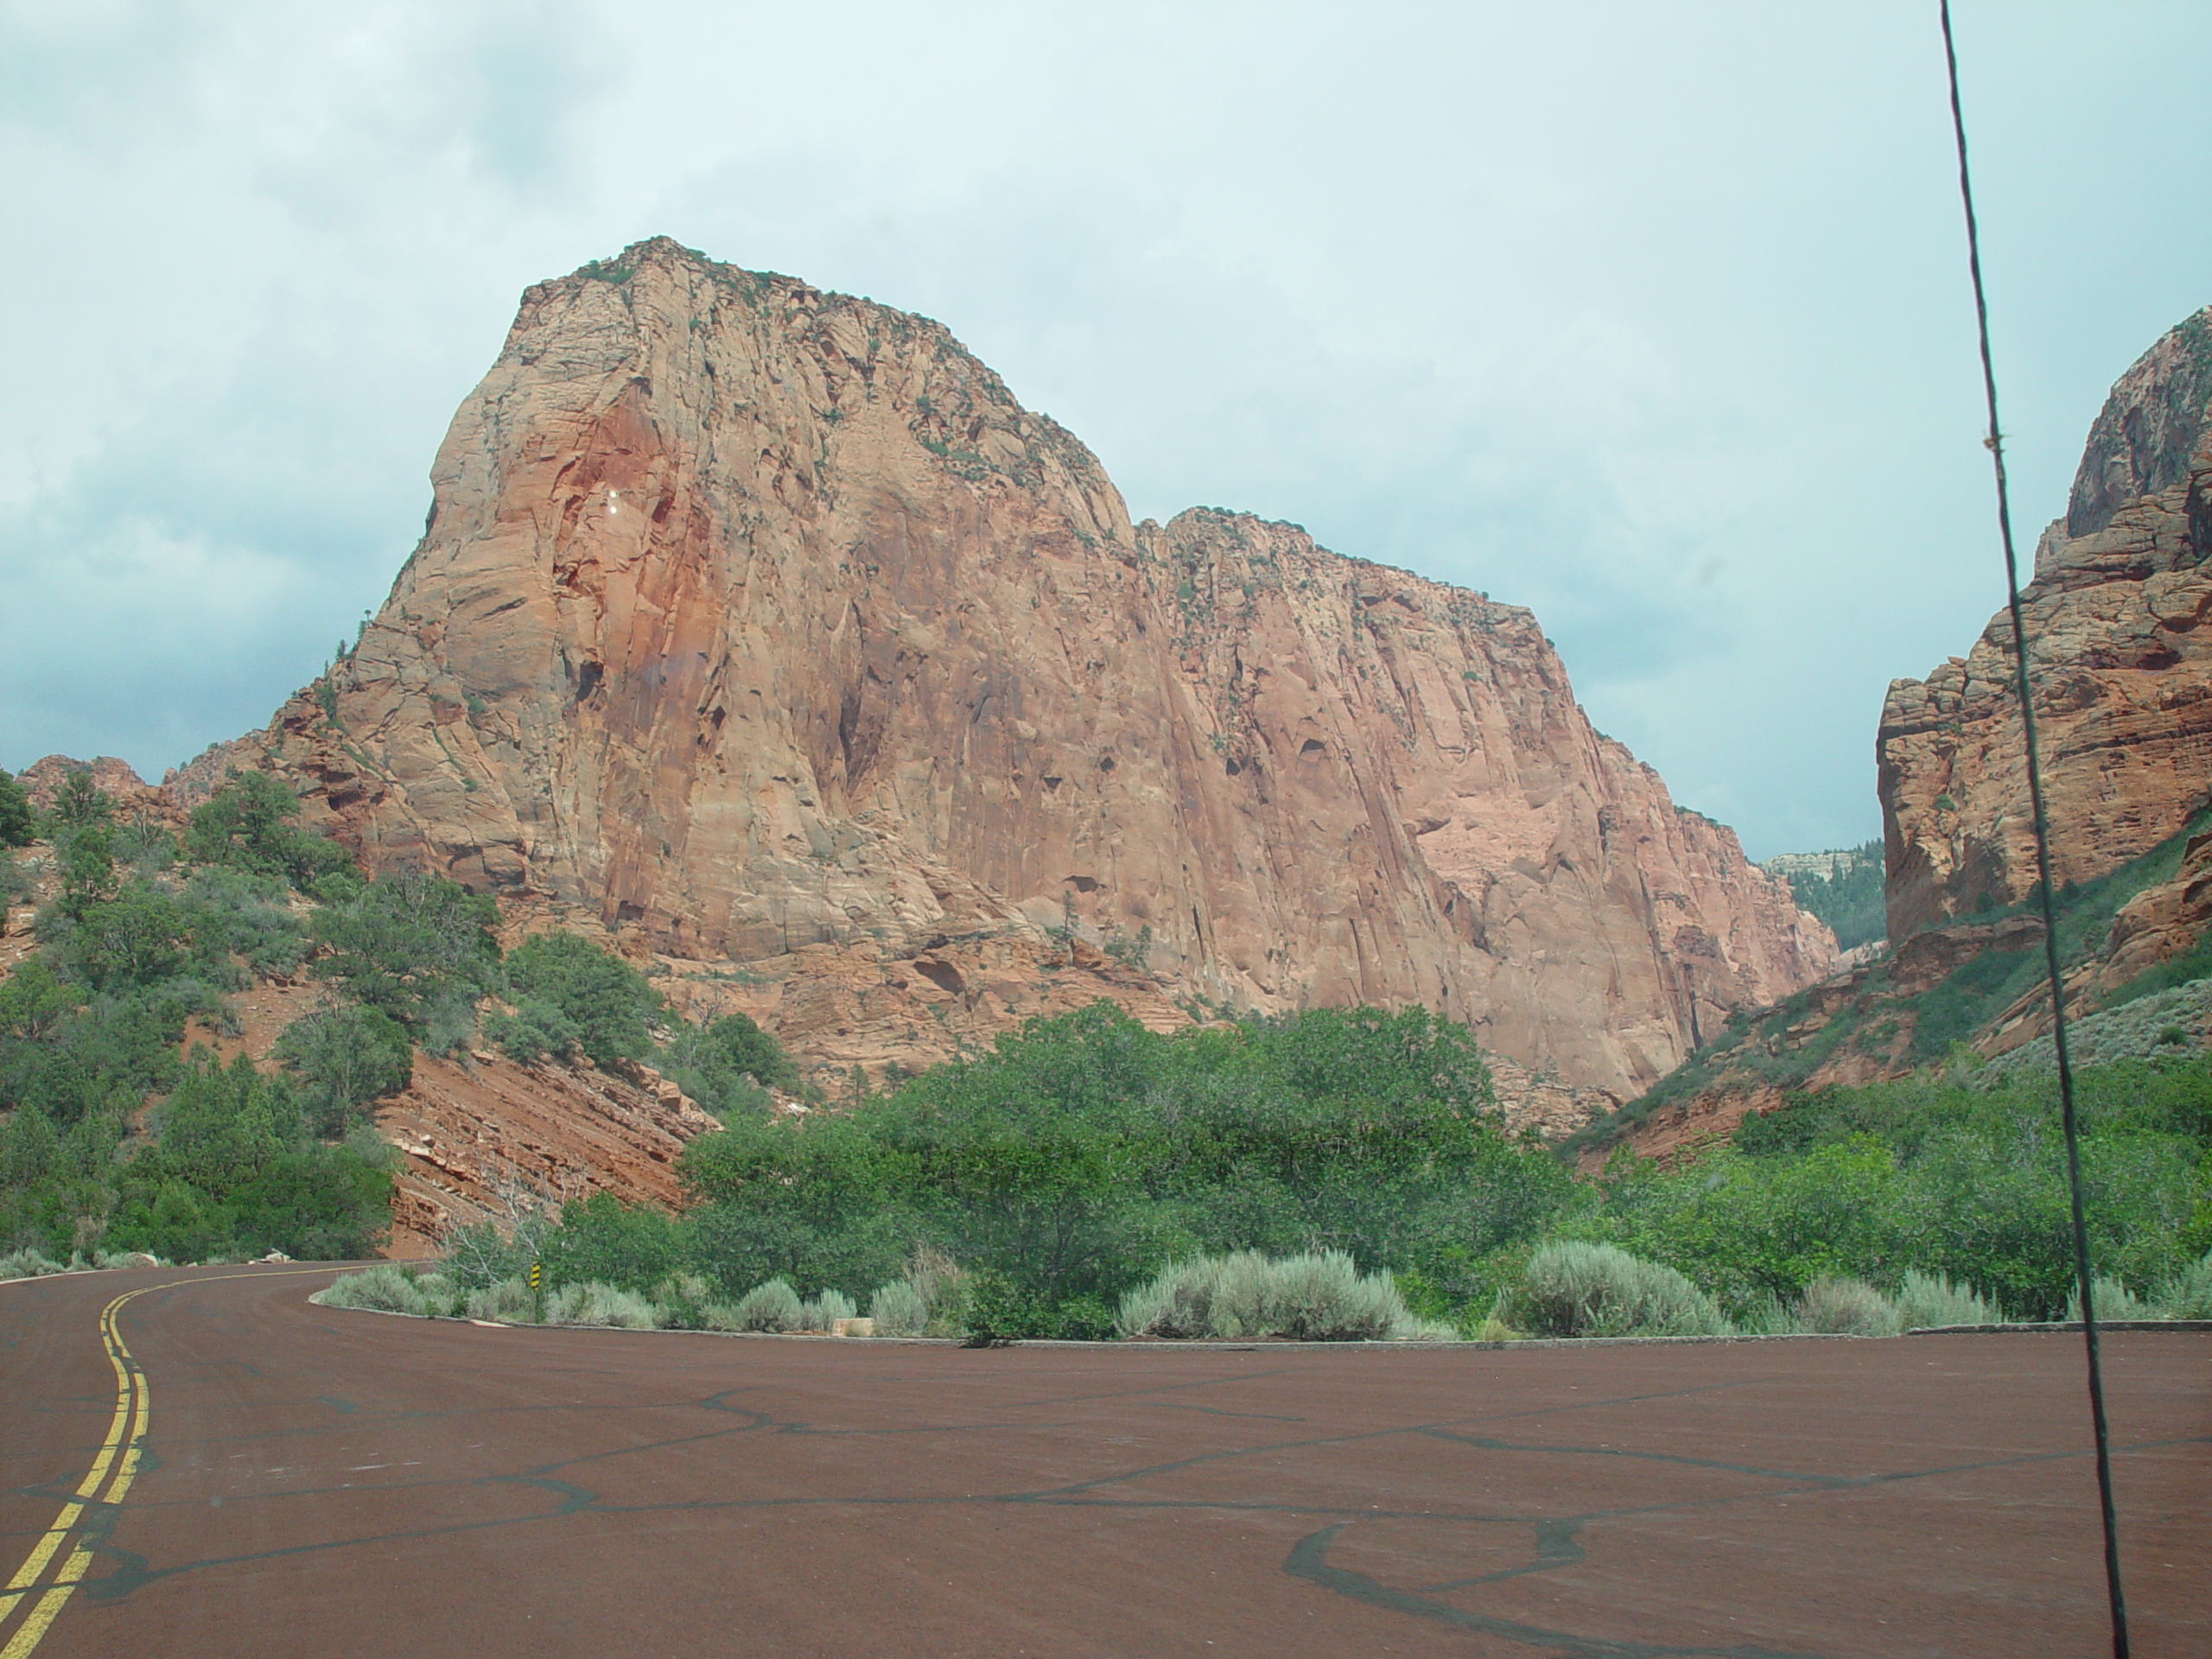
<box><xmin>1116</xmin><ymin>1249</ymin><xmax>1446</xmax><ymax>1341</ymax></box>
<box><xmin>378</xmin><ymin>999</ymin><xmax>2207</xmax><ymax>1343</ymax></box>
<box><xmin>0</xmin><ymin>771</ymin><xmax>394</xmax><ymax>1262</ymax></box>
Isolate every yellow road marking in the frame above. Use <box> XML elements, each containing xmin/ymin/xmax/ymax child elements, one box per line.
<box><xmin>0</xmin><ymin>1268</ymin><xmax>332</xmax><ymax>1657</ymax></box>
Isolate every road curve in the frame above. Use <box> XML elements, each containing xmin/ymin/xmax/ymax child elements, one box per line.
<box><xmin>1</xmin><ymin>1265</ymin><xmax>2205</xmax><ymax>1657</ymax></box>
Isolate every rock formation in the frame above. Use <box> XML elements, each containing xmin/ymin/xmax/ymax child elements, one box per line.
<box><xmin>17</xmin><ymin>754</ymin><xmax>179</xmax><ymax>824</ymax></box>
<box><xmin>189</xmin><ymin>237</ymin><xmax>1833</xmax><ymax>1100</ymax></box>
<box><xmin>1881</xmin><ymin>307</ymin><xmax>2212</xmax><ymax>941</ymax></box>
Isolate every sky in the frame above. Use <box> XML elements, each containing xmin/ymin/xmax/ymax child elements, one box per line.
<box><xmin>1</xmin><ymin>1</ymin><xmax>2204</xmax><ymax>861</ymax></box>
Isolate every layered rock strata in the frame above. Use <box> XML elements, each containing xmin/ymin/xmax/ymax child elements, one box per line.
<box><xmin>193</xmin><ymin>238</ymin><xmax>1833</xmax><ymax>1099</ymax></box>
<box><xmin>1881</xmin><ymin>307</ymin><xmax>2212</xmax><ymax>941</ymax></box>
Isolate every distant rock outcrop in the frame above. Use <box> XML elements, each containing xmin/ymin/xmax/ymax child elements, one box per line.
<box><xmin>190</xmin><ymin>237</ymin><xmax>1834</xmax><ymax>1101</ymax></box>
<box><xmin>1880</xmin><ymin>306</ymin><xmax>2212</xmax><ymax>943</ymax></box>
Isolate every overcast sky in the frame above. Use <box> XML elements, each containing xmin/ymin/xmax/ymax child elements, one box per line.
<box><xmin>2</xmin><ymin>2</ymin><xmax>2204</xmax><ymax>859</ymax></box>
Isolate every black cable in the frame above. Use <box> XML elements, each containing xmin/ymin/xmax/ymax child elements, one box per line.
<box><xmin>1937</xmin><ymin>5</ymin><xmax>2130</xmax><ymax>1654</ymax></box>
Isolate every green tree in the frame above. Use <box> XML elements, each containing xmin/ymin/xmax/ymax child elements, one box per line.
<box><xmin>185</xmin><ymin>770</ymin><xmax>354</xmax><ymax>888</ymax></box>
<box><xmin>0</xmin><ymin>768</ymin><xmax>35</xmax><ymax>848</ymax></box>
<box><xmin>54</xmin><ymin>823</ymin><xmax>116</xmax><ymax>918</ymax></box>
<box><xmin>275</xmin><ymin>1003</ymin><xmax>413</xmax><ymax>1135</ymax></box>
<box><xmin>51</xmin><ymin>767</ymin><xmax>112</xmax><ymax>828</ymax></box>
<box><xmin>311</xmin><ymin>869</ymin><xmax>501</xmax><ymax>1026</ymax></box>
<box><xmin>660</xmin><ymin>1010</ymin><xmax>804</xmax><ymax>1109</ymax></box>
<box><xmin>54</xmin><ymin>887</ymin><xmax>190</xmax><ymax>992</ymax></box>
<box><xmin>494</xmin><ymin>931</ymin><xmax>660</xmax><ymax>1071</ymax></box>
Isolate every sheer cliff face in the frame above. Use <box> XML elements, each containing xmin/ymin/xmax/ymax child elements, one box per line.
<box><xmin>1881</xmin><ymin>308</ymin><xmax>2212</xmax><ymax>942</ymax></box>
<box><xmin>231</xmin><ymin>238</ymin><xmax>1831</xmax><ymax>1096</ymax></box>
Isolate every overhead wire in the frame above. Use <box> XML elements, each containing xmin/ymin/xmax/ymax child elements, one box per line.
<box><xmin>1936</xmin><ymin>4</ymin><xmax>2130</xmax><ymax>1654</ymax></box>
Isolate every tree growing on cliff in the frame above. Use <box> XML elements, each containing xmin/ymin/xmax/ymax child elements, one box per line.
<box><xmin>0</xmin><ymin>769</ymin><xmax>34</xmax><ymax>848</ymax></box>
<box><xmin>490</xmin><ymin>931</ymin><xmax>661</xmax><ymax>1071</ymax></box>
<box><xmin>311</xmin><ymin>868</ymin><xmax>501</xmax><ymax>1028</ymax></box>
<box><xmin>185</xmin><ymin>770</ymin><xmax>355</xmax><ymax>889</ymax></box>
<box><xmin>659</xmin><ymin>1011</ymin><xmax>803</xmax><ymax>1116</ymax></box>
<box><xmin>49</xmin><ymin>767</ymin><xmax>112</xmax><ymax>829</ymax></box>
<box><xmin>276</xmin><ymin>1003</ymin><xmax>413</xmax><ymax>1135</ymax></box>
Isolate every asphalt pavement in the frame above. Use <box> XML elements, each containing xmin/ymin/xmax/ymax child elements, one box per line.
<box><xmin>1</xmin><ymin>1264</ymin><xmax>2205</xmax><ymax>1657</ymax></box>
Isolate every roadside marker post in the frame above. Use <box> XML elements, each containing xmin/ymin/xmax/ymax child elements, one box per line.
<box><xmin>531</xmin><ymin>1260</ymin><xmax>542</xmax><ymax>1323</ymax></box>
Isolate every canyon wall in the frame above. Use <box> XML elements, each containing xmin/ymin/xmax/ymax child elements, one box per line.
<box><xmin>195</xmin><ymin>238</ymin><xmax>1832</xmax><ymax>1099</ymax></box>
<box><xmin>1880</xmin><ymin>307</ymin><xmax>2212</xmax><ymax>942</ymax></box>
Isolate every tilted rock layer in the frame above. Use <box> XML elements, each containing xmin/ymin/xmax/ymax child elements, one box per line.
<box><xmin>1881</xmin><ymin>307</ymin><xmax>2212</xmax><ymax>942</ymax></box>
<box><xmin>199</xmin><ymin>238</ymin><xmax>1832</xmax><ymax>1099</ymax></box>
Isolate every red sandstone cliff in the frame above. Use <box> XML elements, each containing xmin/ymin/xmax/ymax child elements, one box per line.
<box><xmin>189</xmin><ymin>238</ymin><xmax>1832</xmax><ymax>1100</ymax></box>
<box><xmin>1881</xmin><ymin>307</ymin><xmax>2212</xmax><ymax>941</ymax></box>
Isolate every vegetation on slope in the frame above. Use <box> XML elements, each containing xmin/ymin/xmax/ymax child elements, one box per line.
<box><xmin>1773</xmin><ymin>839</ymin><xmax>1885</xmax><ymax>952</ymax></box>
<box><xmin>0</xmin><ymin>765</ymin><xmax>805</xmax><ymax>1268</ymax></box>
<box><xmin>410</xmin><ymin>999</ymin><xmax>2207</xmax><ymax>1337</ymax></box>
<box><xmin>1565</xmin><ymin>806</ymin><xmax>2212</xmax><ymax>1161</ymax></box>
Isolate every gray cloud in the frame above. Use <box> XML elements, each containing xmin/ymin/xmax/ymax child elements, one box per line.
<box><xmin>2</xmin><ymin>0</ymin><xmax>2204</xmax><ymax>860</ymax></box>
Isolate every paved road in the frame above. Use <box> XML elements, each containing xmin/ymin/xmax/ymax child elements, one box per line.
<box><xmin>1</xmin><ymin>1266</ymin><xmax>2204</xmax><ymax>1657</ymax></box>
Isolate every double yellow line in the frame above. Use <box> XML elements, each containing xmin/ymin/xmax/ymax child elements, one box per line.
<box><xmin>0</xmin><ymin>1282</ymin><xmax>152</xmax><ymax>1658</ymax></box>
<box><xmin>0</xmin><ymin>1268</ymin><xmax>328</xmax><ymax>1658</ymax></box>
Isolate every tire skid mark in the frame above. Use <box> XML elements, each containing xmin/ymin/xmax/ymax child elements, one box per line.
<box><xmin>1284</xmin><ymin>1521</ymin><xmax>1829</xmax><ymax>1659</ymax></box>
<box><xmin>1415</xmin><ymin>1428</ymin><xmax>1855</xmax><ymax>1488</ymax></box>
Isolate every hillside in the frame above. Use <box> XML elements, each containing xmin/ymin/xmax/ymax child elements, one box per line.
<box><xmin>1579</xmin><ymin>302</ymin><xmax>2212</xmax><ymax>1166</ymax></box>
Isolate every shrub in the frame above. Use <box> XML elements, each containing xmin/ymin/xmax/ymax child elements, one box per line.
<box><xmin>1736</xmin><ymin>1289</ymin><xmax>1801</xmax><ymax>1335</ymax></box>
<box><xmin>2152</xmin><ymin>1251</ymin><xmax>2212</xmax><ymax>1319</ymax></box>
<box><xmin>1116</xmin><ymin>1250</ymin><xmax>1427</xmax><ymax>1341</ymax></box>
<box><xmin>484</xmin><ymin>999</ymin><xmax>578</xmax><ymax>1065</ymax></box>
<box><xmin>1117</xmin><ymin>1254</ymin><xmax>1230</xmax><ymax>1338</ymax></box>
<box><xmin>1893</xmin><ymin>1269</ymin><xmax>2002</xmax><ymax>1329</ymax></box>
<box><xmin>466</xmin><ymin>1276</ymin><xmax>537</xmax><ymax>1322</ymax></box>
<box><xmin>546</xmin><ymin>1281</ymin><xmax>656</xmax><ymax>1328</ymax></box>
<box><xmin>179</xmin><ymin>866</ymin><xmax>308</xmax><ymax>979</ymax></box>
<box><xmin>0</xmin><ymin>1246</ymin><xmax>66</xmax><ymax>1281</ymax></box>
<box><xmin>499</xmin><ymin>932</ymin><xmax>661</xmax><ymax>1071</ymax></box>
<box><xmin>660</xmin><ymin>1011</ymin><xmax>804</xmax><ymax>1114</ymax></box>
<box><xmin>868</xmin><ymin>1280</ymin><xmax>929</xmax><ymax>1336</ymax></box>
<box><xmin>441</xmin><ymin>1220</ymin><xmax>542</xmax><ymax>1290</ymax></box>
<box><xmin>731</xmin><ymin>1277</ymin><xmax>804</xmax><ymax>1332</ymax></box>
<box><xmin>650</xmin><ymin>1270</ymin><xmax>715</xmax><ymax>1329</ymax></box>
<box><xmin>537</xmin><ymin>1192</ymin><xmax>680</xmax><ymax>1291</ymax></box>
<box><xmin>0</xmin><ymin>768</ymin><xmax>35</xmax><ymax>848</ymax></box>
<box><xmin>276</xmin><ymin>1003</ymin><xmax>413</xmax><ymax>1134</ymax></box>
<box><xmin>310</xmin><ymin>869</ymin><xmax>500</xmax><ymax>1027</ymax></box>
<box><xmin>183</xmin><ymin>771</ymin><xmax>355</xmax><ymax>890</ymax></box>
<box><xmin>1259</xmin><ymin>1250</ymin><xmax>1416</xmax><ymax>1341</ymax></box>
<box><xmin>801</xmin><ymin>1288</ymin><xmax>858</xmax><ymax>1332</ymax></box>
<box><xmin>1519</xmin><ymin>1242</ymin><xmax>1730</xmax><ymax>1338</ymax></box>
<box><xmin>1793</xmin><ymin>1275</ymin><xmax>1900</xmax><ymax>1337</ymax></box>
<box><xmin>319</xmin><ymin>1263</ymin><xmax>435</xmax><ymax>1315</ymax></box>
<box><xmin>2068</xmin><ymin>1274</ymin><xmax>2148</xmax><ymax>1322</ymax></box>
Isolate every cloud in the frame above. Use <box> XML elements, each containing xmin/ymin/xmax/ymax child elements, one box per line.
<box><xmin>1</xmin><ymin>0</ymin><xmax>2205</xmax><ymax>861</ymax></box>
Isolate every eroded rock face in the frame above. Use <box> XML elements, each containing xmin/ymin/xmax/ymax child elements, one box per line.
<box><xmin>1881</xmin><ymin>307</ymin><xmax>2212</xmax><ymax>942</ymax></box>
<box><xmin>198</xmin><ymin>238</ymin><xmax>1832</xmax><ymax>1099</ymax></box>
